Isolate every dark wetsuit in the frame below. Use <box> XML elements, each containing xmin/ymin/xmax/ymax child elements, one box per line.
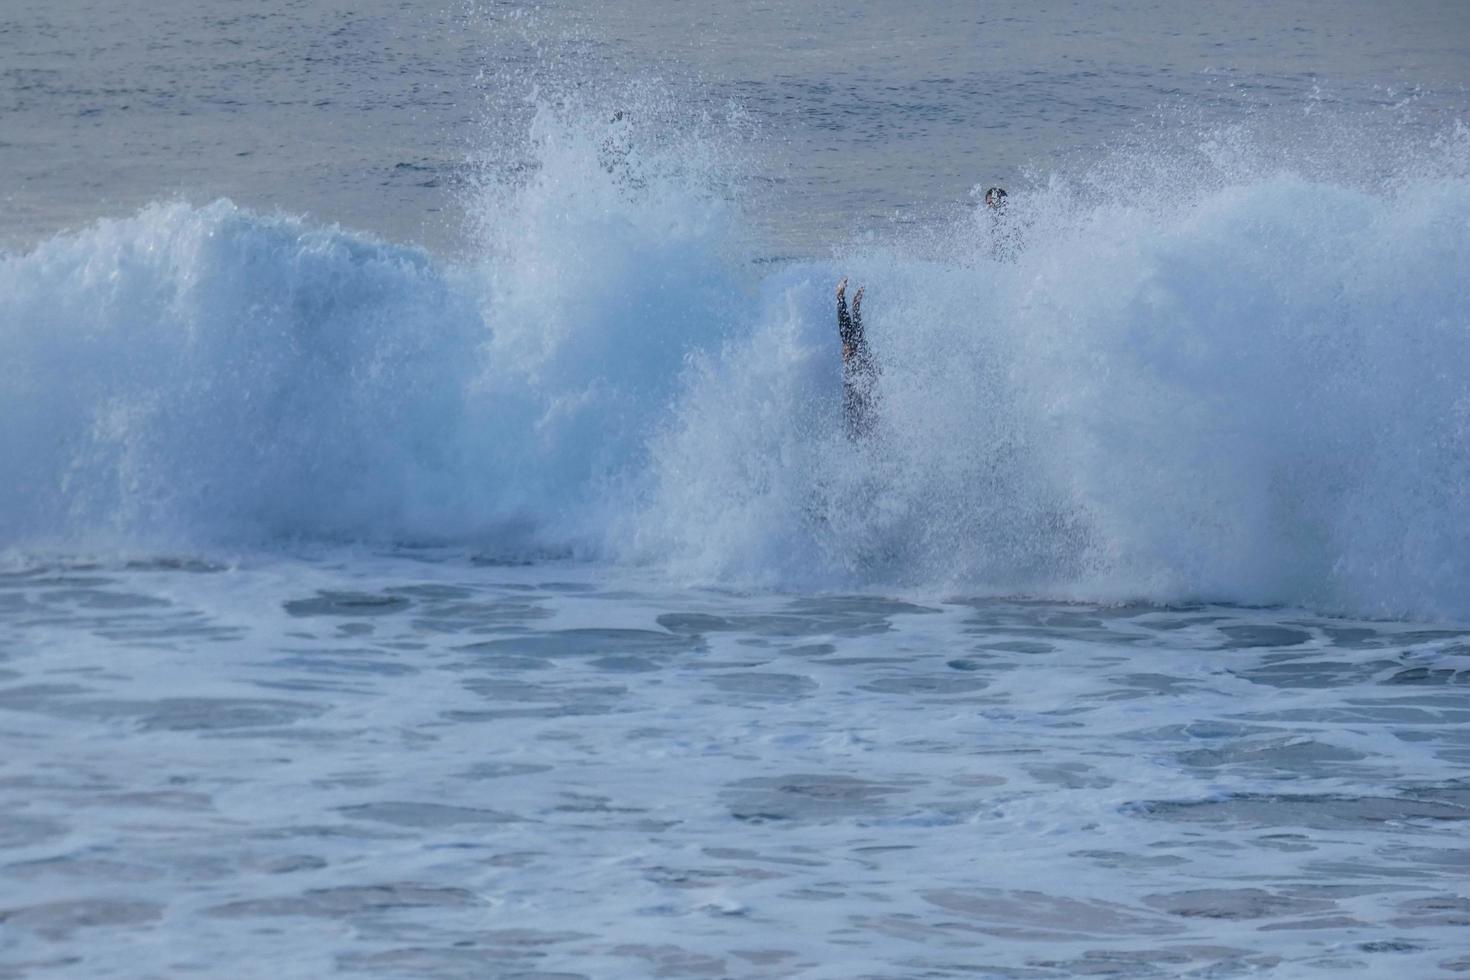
<box><xmin>838</xmin><ymin>290</ymin><xmax>877</xmax><ymax>438</ymax></box>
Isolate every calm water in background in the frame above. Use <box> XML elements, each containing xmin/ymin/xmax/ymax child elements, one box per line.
<box><xmin>4</xmin><ymin>2</ymin><xmax>1470</xmax><ymax>977</ymax></box>
<box><xmin>3</xmin><ymin>0</ymin><xmax>1467</xmax><ymax>253</ymax></box>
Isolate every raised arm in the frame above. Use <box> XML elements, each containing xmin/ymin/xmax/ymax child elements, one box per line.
<box><xmin>836</xmin><ymin>277</ymin><xmax>851</xmax><ymax>348</ymax></box>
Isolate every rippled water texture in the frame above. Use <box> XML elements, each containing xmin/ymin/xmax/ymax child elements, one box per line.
<box><xmin>2</xmin><ymin>554</ymin><xmax>1468</xmax><ymax>978</ymax></box>
<box><xmin>4</xmin><ymin>0</ymin><xmax>1467</xmax><ymax>253</ymax></box>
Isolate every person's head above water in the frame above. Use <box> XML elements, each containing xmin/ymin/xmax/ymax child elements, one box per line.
<box><xmin>984</xmin><ymin>187</ymin><xmax>1008</xmax><ymax>209</ymax></box>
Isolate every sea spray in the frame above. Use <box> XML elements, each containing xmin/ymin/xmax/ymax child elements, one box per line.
<box><xmin>0</xmin><ymin>98</ymin><xmax>744</xmax><ymax>552</ymax></box>
<box><xmin>461</xmin><ymin>92</ymin><xmax>745</xmax><ymax>543</ymax></box>
<box><xmin>0</xmin><ymin>202</ymin><xmax>485</xmax><ymax>544</ymax></box>
<box><xmin>2</xmin><ymin>102</ymin><xmax>1468</xmax><ymax>617</ymax></box>
<box><xmin>634</xmin><ymin>165</ymin><xmax>1470</xmax><ymax>615</ymax></box>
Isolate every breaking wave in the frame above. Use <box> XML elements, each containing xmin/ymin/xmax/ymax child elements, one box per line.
<box><xmin>3</xmin><ymin>99</ymin><xmax>1469</xmax><ymax>618</ymax></box>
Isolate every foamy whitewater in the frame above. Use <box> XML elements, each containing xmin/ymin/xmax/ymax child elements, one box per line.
<box><xmin>3</xmin><ymin>3</ymin><xmax>1470</xmax><ymax>976</ymax></box>
<box><xmin>5</xmin><ymin>103</ymin><xmax>1470</xmax><ymax>615</ymax></box>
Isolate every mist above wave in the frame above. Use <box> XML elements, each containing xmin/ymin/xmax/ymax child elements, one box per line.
<box><xmin>2</xmin><ymin>99</ymin><xmax>1468</xmax><ymax>618</ymax></box>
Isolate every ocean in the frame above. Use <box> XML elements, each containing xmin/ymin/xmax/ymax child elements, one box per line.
<box><xmin>3</xmin><ymin>1</ymin><xmax>1470</xmax><ymax>977</ymax></box>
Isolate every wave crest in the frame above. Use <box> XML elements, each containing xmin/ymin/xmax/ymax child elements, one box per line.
<box><xmin>4</xmin><ymin>107</ymin><xmax>1469</xmax><ymax>618</ymax></box>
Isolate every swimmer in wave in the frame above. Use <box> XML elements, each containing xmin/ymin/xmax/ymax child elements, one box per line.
<box><xmin>836</xmin><ymin>277</ymin><xmax>877</xmax><ymax>438</ymax></box>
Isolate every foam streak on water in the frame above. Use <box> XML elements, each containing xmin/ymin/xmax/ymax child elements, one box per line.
<box><xmin>0</xmin><ymin>553</ymin><xmax>1468</xmax><ymax>978</ymax></box>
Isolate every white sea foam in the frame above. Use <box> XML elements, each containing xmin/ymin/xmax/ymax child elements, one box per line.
<box><xmin>2</xmin><ymin>104</ymin><xmax>1468</xmax><ymax>617</ymax></box>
